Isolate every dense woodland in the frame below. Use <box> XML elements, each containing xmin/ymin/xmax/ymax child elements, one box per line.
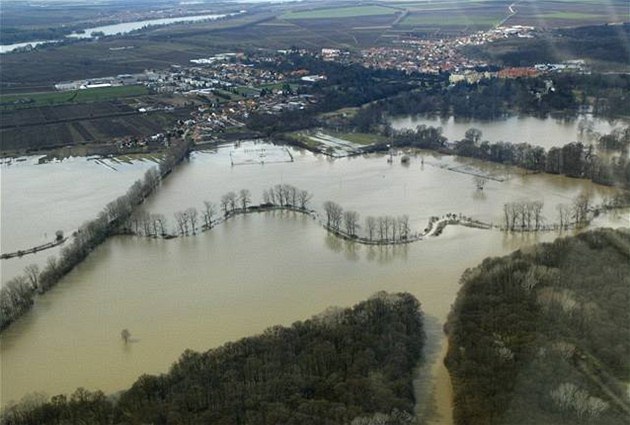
<box><xmin>358</xmin><ymin>120</ymin><xmax>630</xmax><ymax>189</ymax></box>
<box><xmin>352</xmin><ymin>74</ymin><xmax>630</xmax><ymax>123</ymax></box>
<box><xmin>445</xmin><ymin>228</ymin><xmax>630</xmax><ymax>425</ymax></box>
<box><xmin>2</xmin><ymin>292</ymin><xmax>425</xmax><ymax>425</ymax></box>
<box><xmin>246</xmin><ymin>52</ymin><xmax>445</xmax><ymax>135</ymax></box>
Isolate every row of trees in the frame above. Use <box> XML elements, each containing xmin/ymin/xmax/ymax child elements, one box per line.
<box><xmin>352</xmin><ymin>73</ymin><xmax>630</xmax><ymax>124</ymax></box>
<box><xmin>503</xmin><ymin>193</ymin><xmax>593</xmax><ymax>232</ymax></box>
<box><xmin>0</xmin><ymin>138</ymin><xmax>192</xmax><ymax>332</ymax></box>
<box><xmin>502</xmin><ymin>200</ymin><xmax>545</xmax><ymax>231</ymax></box>
<box><xmin>323</xmin><ymin>201</ymin><xmax>412</xmax><ymax>243</ymax></box>
<box><xmin>350</xmin><ymin>76</ymin><xmax>581</xmax><ymax>125</ymax></box>
<box><xmin>2</xmin><ymin>292</ymin><xmax>425</xmax><ymax>425</ymax></box>
<box><xmin>374</xmin><ymin>125</ymin><xmax>630</xmax><ymax>189</ymax></box>
<box><xmin>262</xmin><ymin>184</ymin><xmax>312</xmax><ymax>210</ymax></box>
<box><xmin>123</xmin><ymin>185</ymin><xmax>314</xmax><ymax>239</ymax></box>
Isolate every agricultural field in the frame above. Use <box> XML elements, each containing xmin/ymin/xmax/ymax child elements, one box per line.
<box><xmin>0</xmin><ymin>101</ymin><xmax>190</xmax><ymax>153</ymax></box>
<box><xmin>503</xmin><ymin>0</ymin><xmax>629</xmax><ymax>27</ymax></box>
<box><xmin>1</xmin><ymin>0</ymin><xmax>627</xmax><ymax>90</ymax></box>
<box><xmin>397</xmin><ymin>13</ymin><xmax>503</xmax><ymax>30</ymax></box>
<box><xmin>281</xmin><ymin>5</ymin><xmax>401</xmax><ymax>20</ymax></box>
<box><xmin>0</xmin><ymin>86</ymin><xmax>150</xmax><ymax>110</ymax></box>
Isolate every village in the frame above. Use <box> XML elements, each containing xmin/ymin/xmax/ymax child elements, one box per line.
<box><xmin>50</xmin><ymin>24</ymin><xmax>589</xmax><ymax>152</ymax></box>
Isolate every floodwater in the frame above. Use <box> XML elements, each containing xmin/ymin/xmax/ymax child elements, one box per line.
<box><xmin>390</xmin><ymin>114</ymin><xmax>626</xmax><ymax>149</ymax></box>
<box><xmin>1</xmin><ymin>143</ymin><xmax>627</xmax><ymax>423</ymax></box>
<box><xmin>0</xmin><ymin>12</ymin><xmax>242</xmax><ymax>53</ymax></box>
<box><xmin>0</xmin><ymin>40</ymin><xmax>60</xmax><ymax>54</ymax></box>
<box><xmin>0</xmin><ymin>156</ymin><xmax>157</xmax><ymax>284</ymax></box>
<box><xmin>67</xmin><ymin>12</ymin><xmax>240</xmax><ymax>39</ymax></box>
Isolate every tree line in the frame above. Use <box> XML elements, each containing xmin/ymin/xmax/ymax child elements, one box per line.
<box><xmin>350</xmin><ymin>73</ymin><xmax>630</xmax><ymax>123</ymax></box>
<box><xmin>323</xmin><ymin>201</ymin><xmax>413</xmax><ymax>244</ymax></box>
<box><xmin>0</xmin><ymin>138</ymin><xmax>192</xmax><ymax>332</ymax></box>
<box><xmin>123</xmin><ymin>185</ymin><xmax>314</xmax><ymax>239</ymax></box>
<box><xmin>357</xmin><ymin>123</ymin><xmax>630</xmax><ymax>190</ymax></box>
<box><xmin>122</xmin><ymin>184</ymin><xmax>426</xmax><ymax>246</ymax></box>
<box><xmin>2</xmin><ymin>292</ymin><xmax>425</xmax><ymax>425</ymax></box>
<box><xmin>445</xmin><ymin>228</ymin><xmax>630</xmax><ymax>425</ymax></box>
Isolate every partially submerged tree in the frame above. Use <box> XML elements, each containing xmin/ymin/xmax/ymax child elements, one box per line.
<box><xmin>121</xmin><ymin>329</ymin><xmax>131</xmax><ymax>344</ymax></box>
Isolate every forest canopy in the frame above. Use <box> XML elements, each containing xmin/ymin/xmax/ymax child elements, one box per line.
<box><xmin>2</xmin><ymin>292</ymin><xmax>426</xmax><ymax>425</ymax></box>
<box><xmin>446</xmin><ymin>228</ymin><xmax>630</xmax><ymax>425</ymax></box>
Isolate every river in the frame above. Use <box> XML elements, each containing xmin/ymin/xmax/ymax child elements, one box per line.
<box><xmin>390</xmin><ymin>114</ymin><xmax>626</xmax><ymax>149</ymax></box>
<box><xmin>66</xmin><ymin>12</ymin><xmax>241</xmax><ymax>39</ymax></box>
<box><xmin>1</xmin><ymin>143</ymin><xmax>627</xmax><ymax>423</ymax></box>
<box><xmin>0</xmin><ymin>12</ymin><xmax>242</xmax><ymax>53</ymax></box>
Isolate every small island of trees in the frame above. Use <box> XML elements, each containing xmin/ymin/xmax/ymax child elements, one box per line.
<box><xmin>2</xmin><ymin>292</ymin><xmax>426</xmax><ymax>425</ymax></box>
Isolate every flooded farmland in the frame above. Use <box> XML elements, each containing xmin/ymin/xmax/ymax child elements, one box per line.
<box><xmin>1</xmin><ymin>142</ymin><xmax>628</xmax><ymax>424</ymax></box>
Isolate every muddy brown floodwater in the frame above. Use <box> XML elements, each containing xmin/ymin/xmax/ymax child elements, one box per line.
<box><xmin>1</xmin><ymin>143</ymin><xmax>628</xmax><ymax>423</ymax></box>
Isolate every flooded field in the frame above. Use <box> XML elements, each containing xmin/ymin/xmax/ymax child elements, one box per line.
<box><xmin>0</xmin><ymin>155</ymin><xmax>156</xmax><ymax>283</ymax></box>
<box><xmin>390</xmin><ymin>114</ymin><xmax>626</xmax><ymax>149</ymax></box>
<box><xmin>1</xmin><ymin>142</ymin><xmax>627</xmax><ymax>423</ymax></box>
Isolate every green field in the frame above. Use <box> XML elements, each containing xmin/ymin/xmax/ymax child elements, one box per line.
<box><xmin>329</xmin><ymin>131</ymin><xmax>387</xmax><ymax>145</ymax></box>
<box><xmin>0</xmin><ymin>85</ymin><xmax>149</xmax><ymax>109</ymax></box>
<box><xmin>539</xmin><ymin>11</ymin><xmax>608</xmax><ymax>20</ymax></box>
<box><xmin>399</xmin><ymin>13</ymin><xmax>501</xmax><ymax>28</ymax></box>
<box><xmin>282</xmin><ymin>6</ymin><xmax>399</xmax><ymax>20</ymax></box>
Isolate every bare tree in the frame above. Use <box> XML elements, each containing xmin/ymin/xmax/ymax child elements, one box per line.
<box><xmin>274</xmin><ymin>184</ymin><xmax>286</xmax><ymax>206</ymax></box>
<box><xmin>384</xmin><ymin>216</ymin><xmax>393</xmax><ymax>241</ymax></box>
<box><xmin>532</xmin><ymin>201</ymin><xmax>544</xmax><ymax>230</ymax></box>
<box><xmin>365</xmin><ymin>216</ymin><xmax>376</xmax><ymax>241</ymax></box>
<box><xmin>391</xmin><ymin>216</ymin><xmax>399</xmax><ymax>241</ymax></box>
<box><xmin>323</xmin><ymin>201</ymin><xmax>343</xmax><ymax>230</ymax></box>
<box><xmin>174</xmin><ymin>211</ymin><xmax>187</xmax><ymax>235</ymax></box>
<box><xmin>524</xmin><ymin>202</ymin><xmax>534</xmax><ymax>230</ymax></box>
<box><xmin>143</xmin><ymin>212</ymin><xmax>154</xmax><ymax>236</ymax></box>
<box><xmin>343</xmin><ymin>210</ymin><xmax>360</xmax><ymax>237</ymax></box>
<box><xmin>220</xmin><ymin>194</ymin><xmax>230</xmax><ymax>216</ymax></box>
<box><xmin>226</xmin><ymin>191</ymin><xmax>238</xmax><ymax>213</ymax></box>
<box><xmin>239</xmin><ymin>189</ymin><xmax>251</xmax><ymax>210</ymax></box>
<box><xmin>262</xmin><ymin>189</ymin><xmax>271</xmax><ymax>205</ymax></box>
<box><xmin>397</xmin><ymin>215</ymin><xmax>410</xmax><ymax>240</ymax></box>
<box><xmin>186</xmin><ymin>207</ymin><xmax>199</xmax><ymax>235</ymax></box>
<box><xmin>143</xmin><ymin>167</ymin><xmax>161</xmax><ymax>192</ymax></box>
<box><xmin>153</xmin><ymin>214</ymin><xmax>167</xmax><ymax>236</ymax></box>
<box><xmin>285</xmin><ymin>185</ymin><xmax>296</xmax><ymax>207</ymax></box>
<box><xmin>377</xmin><ymin>216</ymin><xmax>386</xmax><ymax>241</ymax></box>
<box><xmin>572</xmin><ymin>192</ymin><xmax>591</xmax><ymax>227</ymax></box>
<box><xmin>298</xmin><ymin>190</ymin><xmax>312</xmax><ymax>210</ymax></box>
<box><xmin>557</xmin><ymin>204</ymin><xmax>571</xmax><ymax>230</ymax></box>
<box><xmin>24</xmin><ymin>264</ymin><xmax>40</xmax><ymax>290</ymax></box>
<box><xmin>503</xmin><ymin>203</ymin><xmax>511</xmax><ymax>231</ymax></box>
<box><xmin>202</xmin><ymin>201</ymin><xmax>216</xmax><ymax>229</ymax></box>
<box><xmin>474</xmin><ymin>176</ymin><xmax>487</xmax><ymax>191</ymax></box>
